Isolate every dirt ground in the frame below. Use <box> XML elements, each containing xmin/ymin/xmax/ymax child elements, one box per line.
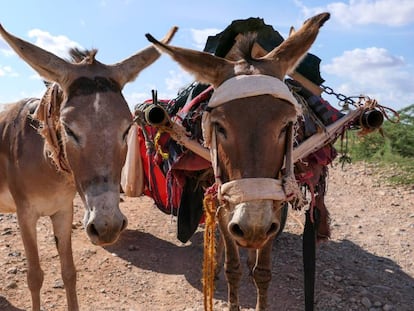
<box><xmin>0</xmin><ymin>161</ymin><xmax>413</xmax><ymax>311</ymax></box>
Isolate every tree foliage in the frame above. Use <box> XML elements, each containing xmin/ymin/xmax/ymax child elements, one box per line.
<box><xmin>339</xmin><ymin>104</ymin><xmax>414</xmax><ymax>185</ymax></box>
<box><xmin>347</xmin><ymin>104</ymin><xmax>414</xmax><ymax>159</ymax></box>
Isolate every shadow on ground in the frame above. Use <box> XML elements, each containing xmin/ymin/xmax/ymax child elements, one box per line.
<box><xmin>104</xmin><ymin>228</ymin><xmax>414</xmax><ymax>310</ymax></box>
<box><xmin>0</xmin><ymin>296</ymin><xmax>25</xmax><ymax>311</ymax></box>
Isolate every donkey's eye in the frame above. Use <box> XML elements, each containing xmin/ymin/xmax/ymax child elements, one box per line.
<box><xmin>214</xmin><ymin>122</ymin><xmax>227</xmax><ymax>138</ymax></box>
<box><xmin>63</xmin><ymin>125</ymin><xmax>80</xmax><ymax>144</ymax></box>
<box><xmin>278</xmin><ymin>125</ymin><xmax>288</xmax><ymax>138</ymax></box>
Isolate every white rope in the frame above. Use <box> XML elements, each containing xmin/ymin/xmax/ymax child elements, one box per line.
<box><xmin>208</xmin><ymin>74</ymin><xmax>301</xmax><ymax>114</ymax></box>
<box><xmin>202</xmin><ymin>75</ymin><xmax>301</xmax><ymax>148</ymax></box>
<box><xmin>219</xmin><ymin>178</ymin><xmax>287</xmax><ymax>205</ymax></box>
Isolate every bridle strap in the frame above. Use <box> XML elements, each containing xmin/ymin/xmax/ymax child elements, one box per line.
<box><xmin>209</xmin><ymin>121</ymin><xmax>294</xmax><ymax>205</ymax></box>
<box><xmin>210</xmin><ymin>124</ymin><xmax>221</xmax><ymax>185</ymax></box>
<box><xmin>208</xmin><ymin>74</ymin><xmax>301</xmax><ymax>113</ymax></box>
<box><xmin>219</xmin><ymin>178</ymin><xmax>287</xmax><ymax>204</ymax></box>
<box><xmin>205</xmin><ymin>75</ymin><xmax>303</xmax><ymax>206</ymax></box>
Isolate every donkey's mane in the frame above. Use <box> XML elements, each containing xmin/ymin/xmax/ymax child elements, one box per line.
<box><xmin>232</xmin><ymin>32</ymin><xmax>260</xmax><ymax>62</ymax></box>
<box><xmin>69</xmin><ymin>47</ymin><xmax>98</xmax><ymax>64</ymax></box>
<box><xmin>229</xmin><ymin>32</ymin><xmax>272</xmax><ymax>76</ymax></box>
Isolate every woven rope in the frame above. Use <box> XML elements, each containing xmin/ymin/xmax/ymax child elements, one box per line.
<box><xmin>33</xmin><ymin>83</ymin><xmax>71</xmax><ymax>174</ymax></box>
<box><xmin>202</xmin><ymin>190</ymin><xmax>217</xmax><ymax>311</ymax></box>
<box><xmin>154</xmin><ymin>130</ymin><xmax>169</xmax><ymax>160</ymax></box>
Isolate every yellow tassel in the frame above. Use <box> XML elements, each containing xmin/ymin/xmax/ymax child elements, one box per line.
<box><xmin>154</xmin><ymin>130</ymin><xmax>169</xmax><ymax>160</ymax></box>
<box><xmin>203</xmin><ymin>192</ymin><xmax>217</xmax><ymax>311</ymax></box>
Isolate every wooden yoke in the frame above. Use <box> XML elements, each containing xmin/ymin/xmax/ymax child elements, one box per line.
<box><xmin>288</xmin><ymin>71</ymin><xmax>323</xmax><ymax>96</ymax></box>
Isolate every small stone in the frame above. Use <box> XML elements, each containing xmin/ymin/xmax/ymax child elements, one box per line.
<box><xmin>383</xmin><ymin>304</ymin><xmax>393</xmax><ymax>311</ymax></box>
<box><xmin>6</xmin><ymin>267</ymin><xmax>17</xmax><ymax>274</ymax></box>
<box><xmin>361</xmin><ymin>297</ymin><xmax>372</xmax><ymax>308</ymax></box>
<box><xmin>53</xmin><ymin>279</ymin><xmax>64</xmax><ymax>289</ymax></box>
<box><xmin>6</xmin><ymin>281</ymin><xmax>17</xmax><ymax>289</ymax></box>
<box><xmin>1</xmin><ymin>228</ymin><xmax>13</xmax><ymax>235</ymax></box>
<box><xmin>8</xmin><ymin>251</ymin><xmax>21</xmax><ymax>257</ymax></box>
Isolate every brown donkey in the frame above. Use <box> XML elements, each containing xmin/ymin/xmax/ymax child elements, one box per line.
<box><xmin>146</xmin><ymin>13</ymin><xmax>329</xmax><ymax>310</ymax></box>
<box><xmin>0</xmin><ymin>25</ymin><xmax>176</xmax><ymax>310</ymax></box>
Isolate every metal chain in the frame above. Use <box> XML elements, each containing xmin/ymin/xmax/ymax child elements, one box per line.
<box><xmin>321</xmin><ymin>84</ymin><xmax>400</xmax><ymax>123</ymax></box>
<box><xmin>320</xmin><ymin>84</ymin><xmax>357</xmax><ymax>110</ymax></box>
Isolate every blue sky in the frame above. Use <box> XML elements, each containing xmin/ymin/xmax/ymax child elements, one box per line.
<box><xmin>1</xmin><ymin>0</ymin><xmax>413</xmax><ymax>112</ymax></box>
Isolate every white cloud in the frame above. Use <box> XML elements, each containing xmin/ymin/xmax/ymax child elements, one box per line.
<box><xmin>322</xmin><ymin>47</ymin><xmax>414</xmax><ymax>110</ymax></box>
<box><xmin>0</xmin><ymin>39</ymin><xmax>15</xmax><ymax>57</ymax></box>
<box><xmin>124</xmin><ymin>69</ymin><xmax>194</xmax><ymax>111</ymax></box>
<box><xmin>297</xmin><ymin>0</ymin><xmax>414</xmax><ymax>27</ymax></box>
<box><xmin>190</xmin><ymin>28</ymin><xmax>222</xmax><ymax>50</ymax></box>
<box><xmin>0</xmin><ymin>65</ymin><xmax>18</xmax><ymax>77</ymax></box>
<box><xmin>125</xmin><ymin>91</ymin><xmax>151</xmax><ymax>110</ymax></box>
<box><xmin>29</xmin><ymin>73</ymin><xmax>43</xmax><ymax>80</ymax></box>
<box><xmin>164</xmin><ymin>69</ymin><xmax>193</xmax><ymax>94</ymax></box>
<box><xmin>27</xmin><ymin>29</ymin><xmax>82</xmax><ymax>59</ymax></box>
<box><xmin>324</xmin><ymin>47</ymin><xmax>405</xmax><ymax>74</ymax></box>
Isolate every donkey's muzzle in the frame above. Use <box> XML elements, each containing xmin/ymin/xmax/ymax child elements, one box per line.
<box><xmin>82</xmin><ymin>190</ymin><xmax>128</xmax><ymax>245</ymax></box>
<box><xmin>228</xmin><ymin>200</ymin><xmax>280</xmax><ymax>248</ymax></box>
<box><xmin>86</xmin><ymin>214</ymin><xmax>128</xmax><ymax>245</ymax></box>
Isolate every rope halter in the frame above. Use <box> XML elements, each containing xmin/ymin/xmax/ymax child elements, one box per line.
<box><xmin>201</xmin><ymin>74</ymin><xmax>303</xmax><ymax>205</ymax></box>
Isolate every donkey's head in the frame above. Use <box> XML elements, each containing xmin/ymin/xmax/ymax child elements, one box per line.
<box><xmin>0</xmin><ymin>24</ymin><xmax>177</xmax><ymax>245</ymax></box>
<box><xmin>146</xmin><ymin>13</ymin><xmax>329</xmax><ymax>248</ymax></box>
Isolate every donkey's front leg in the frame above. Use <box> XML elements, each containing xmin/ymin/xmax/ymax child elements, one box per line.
<box><xmin>16</xmin><ymin>207</ymin><xmax>43</xmax><ymax>311</ymax></box>
<box><xmin>218</xmin><ymin>225</ymin><xmax>242</xmax><ymax>311</ymax></box>
<box><xmin>252</xmin><ymin>238</ymin><xmax>274</xmax><ymax>311</ymax></box>
<box><xmin>214</xmin><ymin>231</ymin><xmax>225</xmax><ymax>277</ymax></box>
<box><xmin>51</xmin><ymin>204</ymin><xmax>79</xmax><ymax>311</ymax></box>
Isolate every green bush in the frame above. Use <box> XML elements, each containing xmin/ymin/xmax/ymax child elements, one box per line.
<box><xmin>385</xmin><ymin>105</ymin><xmax>414</xmax><ymax>157</ymax></box>
<box><xmin>336</xmin><ymin>104</ymin><xmax>414</xmax><ymax>186</ymax></box>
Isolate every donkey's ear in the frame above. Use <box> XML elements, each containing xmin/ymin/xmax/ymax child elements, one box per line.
<box><xmin>145</xmin><ymin>33</ymin><xmax>235</xmax><ymax>87</ymax></box>
<box><xmin>262</xmin><ymin>12</ymin><xmax>330</xmax><ymax>77</ymax></box>
<box><xmin>0</xmin><ymin>23</ymin><xmax>75</xmax><ymax>87</ymax></box>
<box><xmin>110</xmin><ymin>26</ymin><xmax>178</xmax><ymax>88</ymax></box>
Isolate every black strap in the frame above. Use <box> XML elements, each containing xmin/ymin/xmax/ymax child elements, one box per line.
<box><xmin>303</xmin><ymin>208</ymin><xmax>318</xmax><ymax>311</ymax></box>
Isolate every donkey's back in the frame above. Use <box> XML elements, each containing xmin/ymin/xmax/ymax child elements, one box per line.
<box><xmin>0</xmin><ymin>98</ymin><xmax>75</xmax><ymax>215</ymax></box>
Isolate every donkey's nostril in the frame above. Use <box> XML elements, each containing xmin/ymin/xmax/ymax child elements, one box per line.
<box><xmin>87</xmin><ymin>223</ymin><xmax>99</xmax><ymax>238</ymax></box>
<box><xmin>121</xmin><ymin>218</ymin><xmax>128</xmax><ymax>231</ymax></box>
<box><xmin>267</xmin><ymin>222</ymin><xmax>279</xmax><ymax>236</ymax></box>
<box><xmin>229</xmin><ymin>223</ymin><xmax>244</xmax><ymax>238</ymax></box>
